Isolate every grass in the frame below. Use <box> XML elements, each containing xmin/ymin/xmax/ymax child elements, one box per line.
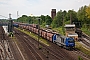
<box><xmin>81</xmin><ymin>28</ymin><xmax>90</xmax><ymax>36</ymax></box>
<box><xmin>16</xmin><ymin>28</ymin><xmax>50</xmax><ymax>46</ymax></box>
<box><xmin>78</xmin><ymin>56</ymin><xmax>83</xmax><ymax>60</ymax></box>
<box><xmin>10</xmin><ymin>35</ymin><xmax>20</xmax><ymax>46</ymax></box>
<box><xmin>52</xmin><ymin>27</ymin><xmax>64</xmax><ymax>35</ymax></box>
<box><xmin>75</xmin><ymin>42</ymin><xmax>90</xmax><ymax>57</ymax></box>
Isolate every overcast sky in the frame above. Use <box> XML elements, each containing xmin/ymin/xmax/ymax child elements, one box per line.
<box><xmin>0</xmin><ymin>0</ymin><xmax>90</xmax><ymax>19</ymax></box>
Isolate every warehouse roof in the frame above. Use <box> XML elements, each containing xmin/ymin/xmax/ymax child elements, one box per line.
<box><xmin>64</xmin><ymin>24</ymin><xmax>75</xmax><ymax>27</ymax></box>
<box><xmin>68</xmin><ymin>33</ymin><xmax>78</xmax><ymax>36</ymax></box>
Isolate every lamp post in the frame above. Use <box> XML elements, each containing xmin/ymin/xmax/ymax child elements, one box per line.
<box><xmin>17</xmin><ymin>11</ymin><xmax>19</xmax><ymax>22</ymax></box>
<box><xmin>37</xmin><ymin>17</ymin><xmax>40</xmax><ymax>49</ymax></box>
<box><xmin>30</xmin><ymin>14</ymin><xmax>33</xmax><ymax>24</ymax></box>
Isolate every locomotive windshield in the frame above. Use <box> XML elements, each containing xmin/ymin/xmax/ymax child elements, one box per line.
<box><xmin>68</xmin><ymin>40</ymin><xmax>74</xmax><ymax>43</ymax></box>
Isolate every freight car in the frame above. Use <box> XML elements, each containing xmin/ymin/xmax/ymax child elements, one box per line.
<box><xmin>14</xmin><ymin>22</ymin><xmax>75</xmax><ymax>49</ymax></box>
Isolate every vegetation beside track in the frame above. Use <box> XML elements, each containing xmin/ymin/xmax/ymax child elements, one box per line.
<box><xmin>75</xmin><ymin>42</ymin><xmax>90</xmax><ymax>57</ymax></box>
<box><xmin>81</xmin><ymin>28</ymin><xmax>90</xmax><ymax>36</ymax></box>
<box><xmin>15</xmin><ymin>28</ymin><xmax>50</xmax><ymax>46</ymax></box>
<box><xmin>10</xmin><ymin>35</ymin><xmax>24</xmax><ymax>49</ymax></box>
<box><xmin>52</xmin><ymin>27</ymin><xmax>64</xmax><ymax>35</ymax></box>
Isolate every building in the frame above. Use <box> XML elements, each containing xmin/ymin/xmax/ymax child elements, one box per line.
<box><xmin>64</xmin><ymin>24</ymin><xmax>78</xmax><ymax>41</ymax></box>
<box><xmin>51</xmin><ymin>9</ymin><xmax>56</xmax><ymax>19</ymax></box>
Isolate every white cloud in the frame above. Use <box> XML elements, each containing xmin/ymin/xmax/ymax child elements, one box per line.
<box><xmin>0</xmin><ymin>0</ymin><xmax>90</xmax><ymax>18</ymax></box>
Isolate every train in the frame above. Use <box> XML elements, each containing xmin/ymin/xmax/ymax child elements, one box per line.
<box><xmin>54</xmin><ymin>34</ymin><xmax>75</xmax><ymax>49</ymax></box>
<box><xmin>13</xmin><ymin>22</ymin><xmax>75</xmax><ymax>49</ymax></box>
<box><xmin>13</xmin><ymin>24</ymin><xmax>19</xmax><ymax>28</ymax></box>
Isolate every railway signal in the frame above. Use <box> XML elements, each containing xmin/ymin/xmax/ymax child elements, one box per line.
<box><xmin>8</xmin><ymin>14</ymin><xmax>13</xmax><ymax>37</ymax></box>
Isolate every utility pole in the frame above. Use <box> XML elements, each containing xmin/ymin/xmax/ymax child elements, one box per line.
<box><xmin>38</xmin><ymin>18</ymin><xmax>40</xmax><ymax>49</ymax></box>
<box><xmin>31</xmin><ymin>14</ymin><xmax>33</xmax><ymax>24</ymax></box>
<box><xmin>62</xmin><ymin>14</ymin><xmax>65</xmax><ymax>35</ymax></box>
<box><xmin>17</xmin><ymin>11</ymin><xmax>18</xmax><ymax>22</ymax></box>
<box><xmin>63</xmin><ymin>14</ymin><xmax>64</xmax><ymax>27</ymax></box>
<box><xmin>70</xmin><ymin>13</ymin><xmax>72</xmax><ymax>24</ymax></box>
<box><xmin>36</xmin><ymin>17</ymin><xmax>41</xmax><ymax>49</ymax></box>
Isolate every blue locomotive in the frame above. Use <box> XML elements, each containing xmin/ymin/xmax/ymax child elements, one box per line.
<box><xmin>54</xmin><ymin>34</ymin><xmax>75</xmax><ymax>49</ymax></box>
<box><xmin>13</xmin><ymin>23</ymin><xmax>19</xmax><ymax>28</ymax></box>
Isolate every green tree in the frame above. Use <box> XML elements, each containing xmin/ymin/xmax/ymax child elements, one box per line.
<box><xmin>84</xmin><ymin>5</ymin><xmax>90</xmax><ymax>29</ymax></box>
<box><xmin>77</xmin><ymin>5</ymin><xmax>87</xmax><ymax>24</ymax></box>
<box><xmin>45</xmin><ymin>15</ymin><xmax>52</xmax><ymax>25</ymax></box>
<box><xmin>22</xmin><ymin>15</ymin><xmax>28</xmax><ymax>23</ymax></box>
<box><xmin>51</xmin><ymin>10</ymin><xmax>63</xmax><ymax>28</ymax></box>
<box><xmin>27</xmin><ymin>16</ymin><xmax>32</xmax><ymax>24</ymax></box>
<box><xmin>51</xmin><ymin>16</ymin><xmax>58</xmax><ymax>28</ymax></box>
<box><xmin>62</xmin><ymin>10</ymin><xmax>67</xmax><ymax>23</ymax></box>
<box><xmin>17</xmin><ymin>17</ymin><xmax>23</xmax><ymax>22</ymax></box>
<box><xmin>17</xmin><ymin>15</ymin><xmax>28</xmax><ymax>23</ymax></box>
<box><xmin>65</xmin><ymin>10</ymin><xmax>78</xmax><ymax>24</ymax></box>
<box><xmin>86</xmin><ymin>5</ymin><xmax>90</xmax><ymax>19</ymax></box>
<box><xmin>40</xmin><ymin>15</ymin><xmax>45</xmax><ymax>25</ymax></box>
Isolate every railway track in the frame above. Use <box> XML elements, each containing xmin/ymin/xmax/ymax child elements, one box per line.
<box><xmin>81</xmin><ymin>33</ymin><xmax>90</xmax><ymax>48</ymax></box>
<box><xmin>0</xmin><ymin>26</ymin><xmax>8</xmax><ymax>60</ymax></box>
<box><xmin>0</xmin><ymin>26</ymin><xmax>15</xmax><ymax>60</ymax></box>
<box><xmin>72</xmin><ymin>49</ymin><xmax>90</xmax><ymax>60</ymax></box>
<box><xmin>14</xmin><ymin>29</ymin><xmax>47</xmax><ymax>60</ymax></box>
<box><xmin>14</xmin><ymin>28</ymin><xmax>76</xmax><ymax>60</ymax></box>
<box><xmin>0</xmin><ymin>26</ymin><xmax>6</xmax><ymax>42</ymax></box>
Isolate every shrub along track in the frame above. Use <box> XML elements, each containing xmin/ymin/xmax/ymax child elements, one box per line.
<box><xmin>14</xmin><ymin>28</ymin><xmax>80</xmax><ymax>60</ymax></box>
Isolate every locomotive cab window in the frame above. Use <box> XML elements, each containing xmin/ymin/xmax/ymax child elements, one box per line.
<box><xmin>68</xmin><ymin>40</ymin><xmax>74</xmax><ymax>43</ymax></box>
